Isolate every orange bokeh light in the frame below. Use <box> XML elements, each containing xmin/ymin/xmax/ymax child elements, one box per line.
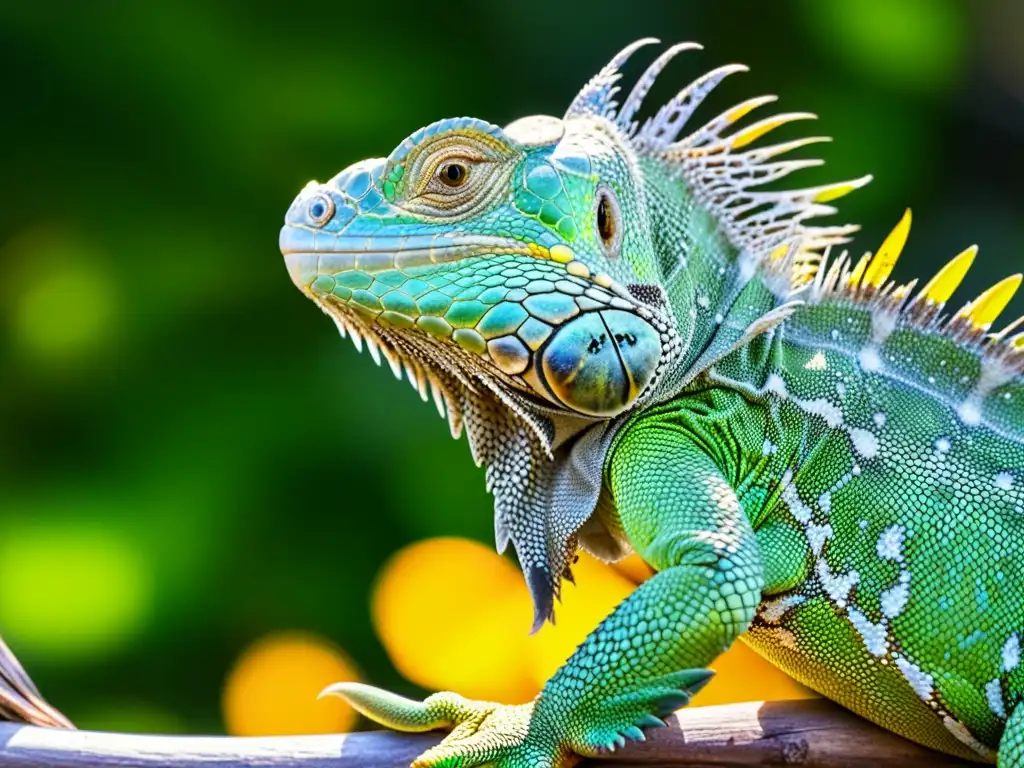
<box><xmin>222</xmin><ymin>631</ymin><xmax>361</xmax><ymax>736</ymax></box>
<box><xmin>372</xmin><ymin>537</ymin><xmax>538</xmax><ymax>703</ymax></box>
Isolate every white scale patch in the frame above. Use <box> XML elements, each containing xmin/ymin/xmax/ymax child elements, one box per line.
<box><xmin>818</xmin><ymin>492</ymin><xmax>832</xmax><ymax>515</ymax></box>
<box><xmin>956</xmin><ymin>357</ymin><xmax>1017</xmax><ymax>433</ymax></box>
<box><xmin>794</xmin><ymin>397</ymin><xmax>844</xmax><ymax>428</ymax></box>
<box><xmin>849</xmin><ymin>428</ymin><xmax>880</xmax><ymax>460</ymax></box>
<box><xmin>880</xmin><ymin>571</ymin><xmax>911</xmax><ymax>619</ymax></box>
<box><xmin>756</xmin><ymin>373</ymin><xmax>879</xmax><ymax>466</ymax></box>
<box><xmin>815</xmin><ymin>560</ymin><xmax>858</xmax><ymax>608</ymax></box>
<box><xmin>759</xmin><ymin>594</ymin><xmax>806</xmax><ymax>624</ymax></box>
<box><xmin>1003</xmin><ymin>633</ymin><xmax>1020</xmax><ymax>672</ymax></box>
<box><xmin>895</xmin><ymin>656</ymin><xmax>934</xmax><ymax>701</ymax></box>
<box><xmin>876</xmin><ymin>525</ymin><xmax>905</xmax><ymax>562</ymax></box>
<box><xmin>762</xmin><ymin>439</ymin><xmax>778</xmax><ymax>456</ymax></box>
<box><xmin>935</xmin><ymin>437</ymin><xmax>952</xmax><ymax>454</ymax></box>
<box><xmin>985</xmin><ymin>678</ymin><xmax>1006</xmax><ymax>719</ymax></box>
<box><xmin>780</xmin><ymin>470</ymin><xmax>813</xmax><ymax>524</ymax></box>
<box><xmin>806</xmin><ymin>523</ymin><xmax>833</xmax><ymax>557</ymax></box>
<box><xmin>995</xmin><ymin>471</ymin><xmax>1015</xmax><ymax>491</ymax></box>
<box><xmin>848</xmin><ymin>607</ymin><xmax>888</xmax><ymax>657</ymax></box>
<box><xmin>958</xmin><ymin>399</ymin><xmax>983</xmax><ymax>427</ymax></box>
<box><xmin>821</xmin><ymin>472</ymin><xmax>855</xmax><ymax>508</ymax></box>
<box><xmin>873</xmin><ymin>412</ymin><xmax>887</xmax><ymax>428</ymax></box>
<box><xmin>858</xmin><ymin>345</ymin><xmax>882</xmax><ymax>373</ymax></box>
<box><xmin>765</xmin><ymin>373</ymin><xmax>789</xmax><ymax>399</ymax></box>
<box><xmin>804</xmin><ymin>351</ymin><xmax>827</xmax><ymax>371</ymax></box>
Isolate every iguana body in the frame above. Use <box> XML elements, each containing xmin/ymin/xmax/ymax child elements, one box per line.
<box><xmin>280</xmin><ymin>40</ymin><xmax>1024</xmax><ymax>766</ymax></box>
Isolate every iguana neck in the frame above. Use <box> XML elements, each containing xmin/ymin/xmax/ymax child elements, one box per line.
<box><xmin>640</xmin><ymin>156</ymin><xmax>760</xmax><ymax>376</ymax></box>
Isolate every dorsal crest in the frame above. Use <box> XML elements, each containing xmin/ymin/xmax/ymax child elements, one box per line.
<box><xmin>564</xmin><ymin>39</ymin><xmax>871</xmax><ymax>282</ymax></box>
<box><xmin>808</xmin><ymin>210</ymin><xmax>1024</xmax><ymax>375</ymax></box>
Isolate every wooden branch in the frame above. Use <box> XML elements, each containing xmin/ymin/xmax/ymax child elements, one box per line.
<box><xmin>0</xmin><ymin>699</ymin><xmax>973</xmax><ymax>767</ymax></box>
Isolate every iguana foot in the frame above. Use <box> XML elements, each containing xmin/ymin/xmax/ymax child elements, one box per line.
<box><xmin>323</xmin><ymin>682</ymin><xmax>568</xmax><ymax>767</ymax></box>
<box><xmin>323</xmin><ymin>669</ymin><xmax>714</xmax><ymax>768</ymax></box>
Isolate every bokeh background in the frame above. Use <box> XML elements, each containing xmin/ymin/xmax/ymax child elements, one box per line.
<box><xmin>1</xmin><ymin>0</ymin><xmax>1022</xmax><ymax>736</ymax></box>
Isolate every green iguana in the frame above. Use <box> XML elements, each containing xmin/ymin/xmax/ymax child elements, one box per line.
<box><xmin>0</xmin><ymin>36</ymin><xmax>1018</xmax><ymax>768</ymax></box>
<box><xmin>278</xmin><ymin>40</ymin><xmax>1024</xmax><ymax>765</ymax></box>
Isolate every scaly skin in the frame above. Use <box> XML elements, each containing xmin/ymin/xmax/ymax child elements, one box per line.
<box><xmin>282</xmin><ymin>41</ymin><xmax>1024</xmax><ymax>766</ymax></box>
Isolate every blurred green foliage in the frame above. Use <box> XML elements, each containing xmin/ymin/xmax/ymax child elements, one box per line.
<box><xmin>1</xmin><ymin>0</ymin><xmax>1022</xmax><ymax>735</ymax></box>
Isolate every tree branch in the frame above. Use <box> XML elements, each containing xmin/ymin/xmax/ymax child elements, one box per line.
<box><xmin>0</xmin><ymin>699</ymin><xmax>973</xmax><ymax>767</ymax></box>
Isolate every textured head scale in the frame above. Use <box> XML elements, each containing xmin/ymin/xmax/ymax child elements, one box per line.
<box><xmin>281</xmin><ymin>40</ymin><xmax>869</xmax><ymax>629</ymax></box>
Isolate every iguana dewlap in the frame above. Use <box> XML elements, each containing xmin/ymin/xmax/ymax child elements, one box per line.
<box><xmin>281</xmin><ymin>40</ymin><xmax>1024</xmax><ymax>766</ymax></box>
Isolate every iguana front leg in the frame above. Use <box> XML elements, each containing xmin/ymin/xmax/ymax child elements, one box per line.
<box><xmin>1001</xmin><ymin>705</ymin><xmax>1024</xmax><ymax>768</ymax></box>
<box><xmin>328</xmin><ymin>419</ymin><xmax>764</xmax><ymax>768</ymax></box>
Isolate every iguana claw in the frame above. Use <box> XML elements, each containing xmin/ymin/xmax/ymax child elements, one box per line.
<box><xmin>321</xmin><ymin>682</ymin><xmax>497</xmax><ymax>733</ymax></box>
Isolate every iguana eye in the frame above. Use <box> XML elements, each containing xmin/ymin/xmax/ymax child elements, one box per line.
<box><xmin>308</xmin><ymin>194</ymin><xmax>334</xmax><ymax>227</ymax></box>
<box><xmin>438</xmin><ymin>161</ymin><xmax>469</xmax><ymax>188</ymax></box>
<box><xmin>595</xmin><ymin>186</ymin><xmax>622</xmax><ymax>258</ymax></box>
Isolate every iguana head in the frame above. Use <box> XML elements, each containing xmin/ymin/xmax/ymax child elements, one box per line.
<box><xmin>281</xmin><ymin>39</ymin><xmax>863</xmax><ymax>628</ymax></box>
<box><xmin>280</xmin><ymin>111</ymin><xmax>678</xmax><ymax>421</ymax></box>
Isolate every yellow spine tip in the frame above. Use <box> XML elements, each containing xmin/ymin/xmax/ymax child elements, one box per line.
<box><xmin>846</xmin><ymin>253</ymin><xmax>871</xmax><ymax>287</ymax></box>
<box><xmin>724</xmin><ymin>95</ymin><xmax>777</xmax><ymax>124</ymax></box>
<box><xmin>891</xmin><ymin>284</ymin><xmax>911</xmax><ymax>300</ymax></box>
<box><xmin>960</xmin><ymin>274</ymin><xmax>1023</xmax><ymax>329</ymax></box>
<box><xmin>919</xmin><ymin>245</ymin><xmax>978</xmax><ymax>305</ymax></box>
<box><xmin>813</xmin><ymin>175</ymin><xmax>873</xmax><ymax>204</ymax></box>
<box><xmin>863</xmin><ymin>209</ymin><xmax>912</xmax><ymax>289</ymax></box>
<box><xmin>729</xmin><ymin>112</ymin><xmax>816</xmax><ymax>150</ymax></box>
<box><xmin>769</xmin><ymin>243</ymin><xmax>790</xmax><ymax>262</ymax></box>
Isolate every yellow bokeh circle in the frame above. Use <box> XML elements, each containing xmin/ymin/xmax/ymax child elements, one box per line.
<box><xmin>372</xmin><ymin>537</ymin><xmax>537</xmax><ymax>703</ymax></box>
<box><xmin>222</xmin><ymin>631</ymin><xmax>360</xmax><ymax>736</ymax></box>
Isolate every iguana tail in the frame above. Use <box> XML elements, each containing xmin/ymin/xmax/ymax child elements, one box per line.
<box><xmin>0</xmin><ymin>636</ymin><xmax>73</xmax><ymax>728</ymax></box>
